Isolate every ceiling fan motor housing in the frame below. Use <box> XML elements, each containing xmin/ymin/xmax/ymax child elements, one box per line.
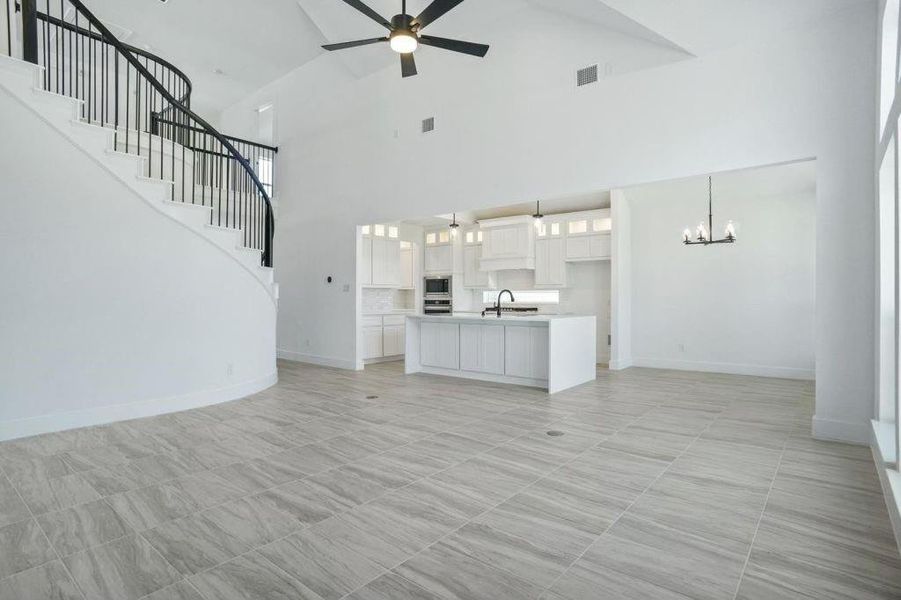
<box><xmin>391</xmin><ymin>13</ymin><xmax>415</xmax><ymax>32</ymax></box>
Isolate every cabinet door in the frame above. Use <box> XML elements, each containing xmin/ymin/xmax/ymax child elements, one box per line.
<box><xmin>459</xmin><ymin>324</ymin><xmax>481</xmax><ymax>372</ymax></box>
<box><xmin>460</xmin><ymin>324</ymin><xmax>504</xmax><ymax>374</ymax></box>
<box><xmin>362</xmin><ymin>327</ymin><xmax>383</xmax><ymax>359</ymax></box>
<box><xmin>420</xmin><ymin>322</ymin><xmax>459</xmax><ymax>369</ymax></box>
<box><xmin>360</xmin><ymin>237</ymin><xmax>372</xmax><ymax>286</ymax></box>
<box><xmin>400</xmin><ymin>249</ymin><xmax>414</xmax><ymax>288</ymax></box>
<box><xmin>566</xmin><ymin>236</ymin><xmax>590</xmax><ymax>260</ymax></box>
<box><xmin>504</xmin><ymin>326</ymin><xmax>548</xmax><ymax>379</ymax></box>
<box><xmin>425</xmin><ymin>244</ymin><xmax>453</xmax><ymax>274</ymax></box>
<box><xmin>534</xmin><ymin>239</ymin><xmax>550</xmax><ymax>285</ymax></box>
<box><xmin>589</xmin><ymin>234</ymin><xmax>611</xmax><ymax>259</ymax></box>
<box><xmin>371</xmin><ymin>238</ymin><xmax>388</xmax><ymax>284</ymax></box>
<box><xmin>383</xmin><ymin>325</ymin><xmax>405</xmax><ymax>356</ymax></box>
<box><xmin>463</xmin><ymin>245</ymin><xmax>488</xmax><ymax>287</ymax></box>
<box><xmin>548</xmin><ymin>238</ymin><xmax>566</xmax><ymax>284</ymax></box>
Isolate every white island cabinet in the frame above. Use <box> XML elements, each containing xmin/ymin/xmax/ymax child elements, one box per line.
<box><xmin>405</xmin><ymin>314</ymin><xmax>596</xmax><ymax>393</ymax></box>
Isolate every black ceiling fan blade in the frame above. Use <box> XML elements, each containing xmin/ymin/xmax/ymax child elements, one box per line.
<box><xmin>419</xmin><ymin>34</ymin><xmax>489</xmax><ymax>57</ymax></box>
<box><xmin>339</xmin><ymin>0</ymin><xmax>393</xmax><ymax>30</ymax></box>
<box><xmin>322</xmin><ymin>37</ymin><xmax>388</xmax><ymax>51</ymax></box>
<box><xmin>400</xmin><ymin>52</ymin><xmax>417</xmax><ymax>77</ymax></box>
<box><xmin>412</xmin><ymin>0</ymin><xmax>465</xmax><ymax>30</ymax></box>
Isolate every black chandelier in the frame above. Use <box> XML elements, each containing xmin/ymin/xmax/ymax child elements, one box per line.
<box><xmin>682</xmin><ymin>176</ymin><xmax>736</xmax><ymax>246</ymax></box>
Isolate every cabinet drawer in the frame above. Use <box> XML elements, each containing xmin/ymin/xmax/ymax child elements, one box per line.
<box><xmin>383</xmin><ymin>315</ymin><xmax>406</xmax><ymax>326</ymax></box>
<box><xmin>361</xmin><ymin>316</ymin><xmax>383</xmax><ymax>328</ymax></box>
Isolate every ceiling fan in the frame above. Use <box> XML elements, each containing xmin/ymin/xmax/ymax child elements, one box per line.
<box><xmin>322</xmin><ymin>0</ymin><xmax>489</xmax><ymax>78</ymax></box>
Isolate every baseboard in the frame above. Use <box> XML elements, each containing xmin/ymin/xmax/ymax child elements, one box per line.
<box><xmin>608</xmin><ymin>358</ymin><xmax>633</xmax><ymax>371</ymax></box>
<box><xmin>0</xmin><ymin>372</ymin><xmax>278</xmax><ymax>442</ymax></box>
<box><xmin>277</xmin><ymin>349</ymin><xmax>359</xmax><ymax>371</ymax></box>
<box><xmin>870</xmin><ymin>420</ymin><xmax>901</xmax><ymax>557</ymax></box>
<box><xmin>811</xmin><ymin>414</ymin><xmax>870</xmax><ymax>445</ymax></box>
<box><xmin>630</xmin><ymin>356</ymin><xmax>814</xmax><ymax>380</ymax></box>
<box><xmin>364</xmin><ymin>356</ymin><xmax>404</xmax><ymax>365</ymax></box>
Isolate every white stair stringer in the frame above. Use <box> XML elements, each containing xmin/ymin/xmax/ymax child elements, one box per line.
<box><xmin>0</xmin><ymin>55</ymin><xmax>277</xmax><ymax>302</ymax></box>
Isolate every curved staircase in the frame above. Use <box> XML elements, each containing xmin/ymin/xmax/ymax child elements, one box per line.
<box><xmin>0</xmin><ymin>0</ymin><xmax>278</xmax><ymax>299</ymax></box>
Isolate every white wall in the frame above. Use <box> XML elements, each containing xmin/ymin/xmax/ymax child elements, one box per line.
<box><xmin>0</xmin><ymin>84</ymin><xmax>277</xmax><ymax>440</ymax></box>
<box><xmin>625</xmin><ymin>163</ymin><xmax>816</xmax><ymax>379</ymax></box>
<box><xmin>221</xmin><ymin>4</ymin><xmax>877</xmax><ymax>442</ymax></box>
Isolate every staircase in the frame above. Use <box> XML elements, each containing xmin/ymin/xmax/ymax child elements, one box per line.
<box><xmin>0</xmin><ymin>0</ymin><xmax>277</xmax><ymax>297</ymax></box>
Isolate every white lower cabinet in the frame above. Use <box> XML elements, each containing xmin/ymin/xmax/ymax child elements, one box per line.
<box><xmin>362</xmin><ymin>326</ymin><xmax>383</xmax><ymax>360</ymax></box>
<box><xmin>460</xmin><ymin>324</ymin><xmax>505</xmax><ymax>375</ymax></box>
<box><xmin>504</xmin><ymin>326</ymin><xmax>549</xmax><ymax>380</ymax></box>
<box><xmin>383</xmin><ymin>325</ymin><xmax>406</xmax><ymax>356</ymax></box>
<box><xmin>420</xmin><ymin>322</ymin><xmax>460</xmax><ymax>369</ymax></box>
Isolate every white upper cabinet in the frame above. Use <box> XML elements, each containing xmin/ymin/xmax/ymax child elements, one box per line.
<box><xmin>462</xmin><ymin>229</ymin><xmax>496</xmax><ymax>288</ymax></box>
<box><xmin>371</xmin><ymin>237</ymin><xmax>402</xmax><ymax>286</ymax></box>
<box><xmin>424</xmin><ymin>229</ymin><xmax>453</xmax><ymax>274</ymax></box>
<box><xmin>535</xmin><ymin>237</ymin><xmax>566</xmax><ymax>287</ymax></box>
<box><xmin>360</xmin><ymin>235</ymin><xmax>372</xmax><ymax>286</ymax></box>
<box><xmin>400</xmin><ymin>244</ymin><xmax>414</xmax><ymax>289</ymax></box>
<box><xmin>563</xmin><ymin>209</ymin><xmax>612</xmax><ymax>262</ymax></box>
<box><xmin>479</xmin><ymin>216</ymin><xmax>536</xmax><ymax>271</ymax></box>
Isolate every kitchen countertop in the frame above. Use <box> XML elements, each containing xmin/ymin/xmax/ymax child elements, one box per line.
<box><xmin>406</xmin><ymin>312</ymin><xmax>594</xmax><ymax>323</ymax></box>
<box><xmin>362</xmin><ymin>309</ymin><xmax>417</xmax><ymax>316</ymax></box>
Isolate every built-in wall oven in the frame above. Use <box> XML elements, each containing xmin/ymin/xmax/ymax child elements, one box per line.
<box><xmin>424</xmin><ymin>276</ymin><xmax>452</xmax><ymax>315</ymax></box>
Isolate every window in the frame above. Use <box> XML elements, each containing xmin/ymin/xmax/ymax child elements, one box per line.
<box><xmin>477</xmin><ymin>231</ymin><xmax>483</xmax><ymax>242</ymax></box>
<box><xmin>550</xmin><ymin>223</ymin><xmax>560</xmax><ymax>236</ymax></box>
<box><xmin>374</xmin><ymin>224</ymin><xmax>385</xmax><ymax>237</ymax></box>
<box><xmin>881</xmin><ymin>0</ymin><xmax>899</xmax><ymax>130</ymax></box>
<box><xmin>426</xmin><ymin>232</ymin><xmax>436</xmax><ymax>244</ymax></box>
<box><xmin>388</xmin><ymin>226</ymin><xmax>399</xmax><ymax>239</ymax></box>
<box><xmin>438</xmin><ymin>230</ymin><xmax>450</xmax><ymax>243</ymax></box>
<box><xmin>482</xmin><ymin>290</ymin><xmax>560</xmax><ymax>305</ymax></box>
<box><xmin>361</xmin><ymin>225</ymin><xmax>371</xmax><ymax>235</ymax></box>
<box><xmin>537</xmin><ymin>223</ymin><xmax>547</xmax><ymax>237</ymax></box>
<box><xmin>568</xmin><ymin>220</ymin><xmax>588</xmax><ymax>235</ymax></box>
<box><xmin>465</xmin><ymin>231</ymin><xmax>474</xmax><ymax>243</ymax></box>
<box><xmin>257</xmin><ymin>157</ymin><xmax>273</xmax><ymax>197</ymax></box>
<box><xmin>592</xmin><ymin>218</ymin><xmax>611</xmax><ymax>232</ymax></box>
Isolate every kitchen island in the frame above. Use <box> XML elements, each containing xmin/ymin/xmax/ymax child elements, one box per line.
<box><xmin>405</xmin><ymin>313</ymin><xmax>596</xmax><ymax>393</ymax></box>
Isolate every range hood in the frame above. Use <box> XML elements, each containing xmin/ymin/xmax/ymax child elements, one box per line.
<box><xmin>478</xmin><ymin>215</ymin><xmax>537</xmax><ymax>271</ymax></box>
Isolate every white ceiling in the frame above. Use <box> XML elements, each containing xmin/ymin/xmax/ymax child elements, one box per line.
<box><xmin>83</xmin><ymin>0</ymin><xmax>870</xmax><ymax>117</ymax></box>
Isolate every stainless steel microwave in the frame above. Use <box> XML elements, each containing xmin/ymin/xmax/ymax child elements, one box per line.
<box><xmin>424</xmin><ymin>276</ymin><xmax>452</xmax><ymax>296</ymax></box>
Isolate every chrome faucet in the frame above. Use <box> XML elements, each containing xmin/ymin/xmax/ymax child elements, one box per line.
<box><xmin>482</xmin><ymin>289</ymin><xmax>515</xmax><ymax>318</ymax></box>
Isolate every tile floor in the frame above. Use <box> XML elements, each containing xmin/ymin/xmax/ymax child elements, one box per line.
<box><xmin>0</xmin><ymin>361</ymin><xmax>898</xmax><ymax>600</ymax></box>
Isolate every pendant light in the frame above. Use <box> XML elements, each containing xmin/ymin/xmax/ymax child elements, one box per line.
<box><xmin>682</xmin><ymin>176</ymin><xmax>736</xmax><ymax>246</ymax></box>
<box><xmin>532</xmin><ymin>201</ymin><xmax>543</xmax><ymax>229</ymax></box>
<box><xmin>449</xmin><ymin>212</ymin><xmax>460</xmax><ymax>238</ymax></box>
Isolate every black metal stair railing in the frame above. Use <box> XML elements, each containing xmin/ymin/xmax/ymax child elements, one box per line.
<box><xmin>14</xmin><ymin>0</ymin><xmax>275</xmax><ymax>267</ymax></box>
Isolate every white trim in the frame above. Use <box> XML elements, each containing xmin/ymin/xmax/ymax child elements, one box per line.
<box><xmin>871</xmin><ymin>420</ymin><xmax>901</xmax><ymax>557</ymax></box>
<box><xmin>277</xmin><ymin>349</ymin><xmax>359</xmax><ymax>371</ymax></box>
<box><xmin>0</xmin><ymin>372</ymin><xmax>278</xmax><ymax>442</ymax></box>
<box><xmin>364</xmin><ymin>355</ymin><xmax>404</xmax><ymax>365</ymax></box>
<box><xmin>811</xmin><ymin>414</ymin><xmax>870</xmax><ymax>445</ymax></box>
<box><xmin>630</xmin><ymin>356</ymin><xmax>815</xmax><ymax>380</ymax></box>
<box><xmin>417</xmin><ymin>365</ymin><xmax>547</xmax><ymax>390</ymax></box>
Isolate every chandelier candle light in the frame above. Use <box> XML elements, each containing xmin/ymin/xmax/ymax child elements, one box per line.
<box><xmin>449</xmin><ymin>212</ymin><xmax>460</xmax><ymax>237</ymax></box>
<box><xmin>682</xmin><ymin>176</ymin><xmax>737</xmax><ymax>246</ymax></box>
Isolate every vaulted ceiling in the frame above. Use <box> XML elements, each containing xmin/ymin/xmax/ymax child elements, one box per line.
<box><xmin>83</xmin><ymin>0</ymin><xmax>869</xmax><ymax>116</ymax></box>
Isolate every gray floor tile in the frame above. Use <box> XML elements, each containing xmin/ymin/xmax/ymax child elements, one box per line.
<box><xmin>143</xmin><ymin>581</ymin><xmax>206</xmax><ymax>600</ymax></box>
<box><xmin>345</xmin><ymin>572</ymin><xmax>442</xmax><ymax>600</ymax></box>
<box><xmin>106</xmin><ymin>484</ymin><xmax>201</xmax><ymax>531</ymax></box>
<box><xmin>0</xmin><ymin>518</ymin><xmax>57</xmax><ymax>579</ymax></box>
<box><xmin>0</xmin><ymin>477</ymin><xmax>31</xmax><ymax>528</ymax></box>
<box><xmin>199</xmin><ymin>495</ymin><xmax>299</xmax><ymax>549</ymax></box>
<box><xmin>37</xmin><ymin>498</ymin><xmax>132</xmax><ymax>556</ymax></box>
<box><xmin>545</xmin><ymin>559</ymin><xmax>695</xmax><ymax>600</ymax></box>
<box><xmin>189</xmin><ymin>552</ymin><xmax>323</xmax><ymax>600</ymax></box>
<box><xmin>143</xmin><ymin>510</ymin><xmax>253</xmax><ymax>576</ymax></box>
<box><xmin>16</xmin><ymin>472</ymin><xmax>102</xmax><ymax>515</ymax></box>
<box><xmin>0</xmin><ymin>560</ymin><xmax>82</xmax><ymax>600</ymax></box>
<box><xmin>63</xmin><ymin>534</ymin><xmax>181</xmax><ymax>600</ymax></box>
<box><xmin>258</xmin><ymin>527</ymin><xmax>385</xmax><ymax>600</ymax></box>
<box><xmin>395</xmin><ymin>542</ymin><xmax>544</xmax><ymax>600</ymax></box>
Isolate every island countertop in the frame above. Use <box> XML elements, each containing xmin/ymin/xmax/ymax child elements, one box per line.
<box><xmin>406</xmin><ymin>312</ymin><xmax>593</xmax><ymax>324</ymax></box>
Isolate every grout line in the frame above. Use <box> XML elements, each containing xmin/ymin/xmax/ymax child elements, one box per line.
<box><xmin>0</xmin><ymin>468</ymin><xmax>88</xmax><ymax>600</ymax></box>
<box><xmin>729</xmin><ymin>429</ymin><xmax>792</xmax><ymax>600</ymax></box>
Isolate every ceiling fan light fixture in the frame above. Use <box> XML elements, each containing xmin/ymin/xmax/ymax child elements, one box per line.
<box><xmin>390</xmin><ymin>31</ymin><xmax>418</xmax><ymax>53</ymax></box>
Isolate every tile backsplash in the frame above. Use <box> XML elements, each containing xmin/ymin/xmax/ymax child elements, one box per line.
<box><xmin>362</xmin><ymin>288</ymin><xmax>414</xmax><ymax>313</ymax></box>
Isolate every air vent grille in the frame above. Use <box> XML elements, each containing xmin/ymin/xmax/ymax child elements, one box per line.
<box><xmin>422</xmin><ymin>117</ymin><xmax>435</xmax><ymax>133</ymax></box>
<box><xmin>576</xmin><ymin>64</ymin><xmax>598</xmax><ymax>87</ymax></box>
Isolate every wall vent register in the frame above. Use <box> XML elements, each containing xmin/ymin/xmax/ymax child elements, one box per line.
<box><xmin>577</xmin><ymin>64</ymin><xmax>598</xmax><ymax>87</ymax></box>
<box><xmin>422</xmin><ymin>117</ymin><xmax>435</xmax><ymax>133</ymax></box>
